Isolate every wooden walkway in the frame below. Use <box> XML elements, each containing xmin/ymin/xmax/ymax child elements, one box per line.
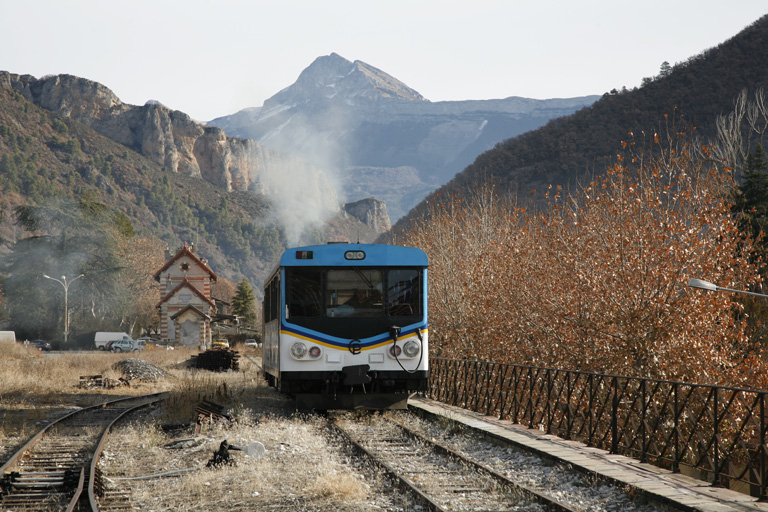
<box><xmin>410</xmin><ymin>396</ymin><xmax>768</xmax><ymax>512</ymax></box>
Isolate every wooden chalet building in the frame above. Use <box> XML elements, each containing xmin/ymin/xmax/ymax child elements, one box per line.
<box><xmin>154</xmin><ymin>243</ymin><xmax>217</xmax><ymax>347</ymax></box>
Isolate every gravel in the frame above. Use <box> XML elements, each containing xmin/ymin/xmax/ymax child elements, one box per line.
<box><xmin>112</xmin><ymin>358</ymin><xmax>173</xmax><ymax>382</ymax></box>
<box><xmin>391</xmin><ymin>411</ymin><xmax>673</xmax><ymax>512</ymax></box>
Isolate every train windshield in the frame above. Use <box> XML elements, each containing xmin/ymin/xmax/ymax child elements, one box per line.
<box><xmin>286</xmin><ymin>267</ymin><xmax>423</xmax><ymax>321</ymax></box>
<box><xmin>326</xmin><ymin>269</ymin><xmax>384</xmax><ymax>317</ymax></box>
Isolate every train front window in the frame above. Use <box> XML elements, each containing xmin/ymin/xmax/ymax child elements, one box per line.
<box><xmin>386</xmin><ymin>269</ymin><xmax>422</xmax><ymax>317</ymax></box>
<box><xmin>284</xmin><ymin>267</ymin><xmax>424</xmax><ymax>332</ymax></box>
<box><xmin>286</xmin><ymin>268</ymin><xmax>322</xmax><ymax>318</ymax></box>
<box><xmin>326</xmin><ymin>269</ymin><xmax>384</xmax><ymax>317</ymax></box>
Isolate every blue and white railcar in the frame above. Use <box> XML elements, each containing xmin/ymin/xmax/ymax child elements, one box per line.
<box><xmin>262</xmin><ymin>243</ymin><xmax>428</xmax><ymax>410</ymax></box>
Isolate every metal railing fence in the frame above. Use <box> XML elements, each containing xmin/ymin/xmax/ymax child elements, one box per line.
<box><xmin>428</xmin><ymin>358</ymin><xmax>768</xmax><ymax>499</ymax></box>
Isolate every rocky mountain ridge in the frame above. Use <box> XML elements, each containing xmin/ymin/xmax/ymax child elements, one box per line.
<box><xmin>0</xmin><ymin>71</ymin><xmax>387</xmax><ymax>291</ymax></box>
<box><xmin>263</xmin><ymin>52</ymin><xmax>426</xmax><ymax>109</ymax></box>
<box><xmin>208</xmin><ymin>53</ymin><xmax>599</xmax><ymax>221</ymax></box>
<box><xmin>7</xmin><ymin>73</ymin><xmax>330</xmax><ymax>193</ymax></box>
<box><xmin>1</xmin><ymin>50</ymin><xmax>596</xmax><ymax>259</ymax></box>
<box><xmin>2</xmin><ymin>71</ymin><xmax>380</xmax><ymax>246</ymax></box>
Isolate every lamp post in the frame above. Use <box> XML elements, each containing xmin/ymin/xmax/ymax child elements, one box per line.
<box><xmin>687</xmin><ymin>278</ymin><xmax>768</xmax><ymax>299</ymax></box>
<box><xmin>43</xmin><ymin>274</ymin><xmax>84</xmax><ymax>344</ymax></box>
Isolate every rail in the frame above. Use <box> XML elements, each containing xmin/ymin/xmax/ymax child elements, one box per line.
<box><xmin>428</xmin><ymin>358</ymin><xmax>768</xmax><ymax>500</ymax></box>
<box><xmin>0</xmin><ymin>393</ymin><xmax>165</xmax><ymax>511</ymax></box>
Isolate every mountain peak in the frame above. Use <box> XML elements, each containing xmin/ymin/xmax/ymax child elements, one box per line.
<box><xmin>263</xmin><ymin>53</ymin><xmax>425</xmax><ymax>110</ymax></box>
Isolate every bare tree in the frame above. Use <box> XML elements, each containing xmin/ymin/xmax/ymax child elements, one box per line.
<box><xmin>401</xmin><ymin>134</ymin><xmax>765</xmax><ymax>388</ymax></box>
<box><xmin>712</xmin><ymin>89</ymin><xmax>768</xmax><ymax>178</ymax></box>
<box><xmin>114</xmin><ymin>236</ymin><xmax>165</xmax><ymax>335</ymax></box>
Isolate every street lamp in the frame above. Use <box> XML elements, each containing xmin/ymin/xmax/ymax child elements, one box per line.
<box><xmin>43</xmin><ymin>273</ymin><xmax>84</xmax><ymax>344</ymax></box>
<box><xmin>687</xmin><ymin>278</ymin><xmax>768</xmax><ymax>299</ymax></box>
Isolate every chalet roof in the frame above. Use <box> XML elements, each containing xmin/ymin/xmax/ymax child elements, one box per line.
<box><xmin>155</xmin><ymin>277</ymin><xmax>216</xmax><ymax>309</ymax></box>
<box><xmin>154</xmin><ymin>243</ymin><xmax>217</xmax><ymax>282</ymax></box>
<box><xmin>170</xmin><ymin>304</ymin><xmax>211</xmax><ymax>321</ymax></box>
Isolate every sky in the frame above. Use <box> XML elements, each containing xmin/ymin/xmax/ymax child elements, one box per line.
<box><xmin>1</xmin><ymin>1</ymin><xmax>767</xmax><ymax>123</ymax></box>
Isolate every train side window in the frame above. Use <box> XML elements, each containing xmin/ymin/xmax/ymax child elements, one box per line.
<box><xmin>262</xmin><ymin>283</ymin><xmax>268</xmax><ymax>322</ymax></box>
<box><xmin>264</xmin><ymin>277</ymin><xmax>279</xmax><ymax>322</ymax></box>
<box><xmin>263</xmin><ymin>278</ymin><xmax>272</xmax><ymax>322</ymax></box>
<box><xmin>387</xmin><ymin>269</ymin><xmax>422</xmax><ymax>317</ymax></box>
<box><xmin>286</xmin><ymin>269</ymin><xmax>322</xmax><ymax>318</ymax></box>
<box><xmin>272</xmin><ymin>277</ymin><xmax>280</xmax><ymax>320</ymax></box>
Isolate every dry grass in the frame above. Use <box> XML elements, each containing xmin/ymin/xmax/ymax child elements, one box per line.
<box><xmin>0</xmin><ymin>343</ymin><xmax>262</xmax><ymax>461</ymax></box>
<box><xmin>0</xmin><ymin>342</ymin><xmax>193</xmax><ymax>402</ymax></box>
<box><xmin>98</xmin><ymin>368</ymin><xmax>388</xmax><ymax>511</ymax></box>
<box><xmin>101</xmin><ymin>410</ymin><xmax>375</xmax><ymax>511</ymax></box>
<box><xmin>0</xmin><ymin>344</ymin><xmax>395</xmax><ymax>510</ymax></box>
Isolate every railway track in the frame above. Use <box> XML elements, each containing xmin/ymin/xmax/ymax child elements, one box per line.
<box><xmin>332</xmin><ymin>412</ymin><xmax>579</xmax><ymax>512</ymax></box>
<box><xmin>0</xmin><ymin>392</ymin><xmax>166</xmax><ymax>512</ymax></box>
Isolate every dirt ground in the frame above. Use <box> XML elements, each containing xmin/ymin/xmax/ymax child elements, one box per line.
<box><xmin>0</xmin><ymin>345</ymin><xmax>410</xmax><ymax>511</ymax></box>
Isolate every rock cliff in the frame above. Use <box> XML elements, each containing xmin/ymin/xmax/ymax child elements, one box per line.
<box><xmin>2</xmin><ymin>71</ymin><xmax>339</xmax><ymax>216</ymax></box>
<box><xmin>344</xmin><ymin>197</ymin><xmax>391</xmax><ymax>233</ymax></box>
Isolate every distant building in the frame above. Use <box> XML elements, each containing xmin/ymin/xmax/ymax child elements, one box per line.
<box><xmin>154</xmin><ymin>243</ymin><xmax>217</xmax><ymax>347</ymax></box>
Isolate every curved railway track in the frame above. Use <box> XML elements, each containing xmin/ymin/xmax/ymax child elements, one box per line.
<box><xmin>332</xmin><ymin>413</ymin><xmax>579</xmax><ymax>512</ymax></box>
<box><xmin>0</xmin><ymin>393</ymin><xmax>166</xmax><ymax>512</ymax></box>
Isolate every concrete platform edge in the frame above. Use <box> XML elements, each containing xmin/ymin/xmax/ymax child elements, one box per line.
<box><xmin>408</xmin><ymin>396</ymin><xmax>768</xmax><ymax>512</ymax></box>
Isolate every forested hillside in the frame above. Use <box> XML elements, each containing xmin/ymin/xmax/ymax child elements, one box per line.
<box><xmin>392</xmin><ymin>14</ymin><xmax>768</xmax><ymax>235</ymax></box>
<box><xmin>0</xmin><ymin>81</ymin><xmax>285</xmax><ymax>282</ymax></box>
<box><xmin>0</xmin><ymin>76</ymin><xmax>388</xmax><ymax>342</ymax></box>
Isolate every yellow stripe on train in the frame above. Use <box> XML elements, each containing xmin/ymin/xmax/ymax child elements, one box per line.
<box><xmin>279</xmin><ymin>329</ymin><xmax>428</xmax><ymax>351</ymax></box>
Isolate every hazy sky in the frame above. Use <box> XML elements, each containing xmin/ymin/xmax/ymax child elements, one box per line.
<box><xmin>1</xmin><ymin>1</ymin><xmax>766</xmax><ymax>122</ymax></box>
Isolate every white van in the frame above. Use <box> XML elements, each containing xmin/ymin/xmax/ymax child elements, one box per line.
<box><xmin>94</xmin><ymin>332</ymin><xmax>131</xmax><ymax>350</ymax></box>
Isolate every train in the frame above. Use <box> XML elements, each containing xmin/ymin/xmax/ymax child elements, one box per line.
<box><xmin>262</xmin><ymin>243</ymin><xmax>429</xmax><ymax>410</ymax></box>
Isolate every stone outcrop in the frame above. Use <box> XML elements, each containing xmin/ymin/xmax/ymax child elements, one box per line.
<box><xmin>343</xmin><ymin>197</ymin><xmax>391</xmax><ymax>234</ymax></box>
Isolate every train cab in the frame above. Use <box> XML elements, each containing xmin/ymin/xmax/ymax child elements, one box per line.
<box><xmin>262</xmin><ymin>243</ymin><xmax>428</xmax><ymax>410</ymax></box>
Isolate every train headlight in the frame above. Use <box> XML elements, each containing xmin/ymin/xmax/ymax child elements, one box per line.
<box><xmin>389</xmin><ymin>344</ymin><xmax>402</xmax><ymax>357</ymax></box>
<box><xmin>308</xmin><ymin>346</ymin><xmax>321</xmax><ymax>359</ymax></box>
<box><xmin>403</xmin><ymin>340</ymin><xmax>420</xmax><ymax>357</ymax></box>
<box><xmin>290</xmin><ymin>342</ymin><xmax>307</xmax><ymax>359</ymax></box>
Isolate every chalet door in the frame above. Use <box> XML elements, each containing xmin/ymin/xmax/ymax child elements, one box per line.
<box><xmin>179</xmin><ymin>319</ymin><xmax>200</xmax><ymax>346</ymax></box>
<box><xmin>166</xmin><ymin>317</ymin><xmax>176</xmax><ymax>340</ymax></box>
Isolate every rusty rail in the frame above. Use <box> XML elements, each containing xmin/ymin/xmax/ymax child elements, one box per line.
<box><xmin>428</xmin><ymin>358</ymin><xmax>768</xmax><ymax>500</ymax></box>
<box><xmin>0</xmin><ymin>393</ymin><xmax>166</xmax><ymax>511</ymax></box>
<box><xmin>88</xmin><ymin>393</ymin><xmax>166</xmax><ymax>511</ymax></box>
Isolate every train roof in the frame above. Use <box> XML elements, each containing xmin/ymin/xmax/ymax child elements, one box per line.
<box><xmin>279</xmin><ymin>243</ymin><xmax>428</xmax><ymax>268</ymax></box>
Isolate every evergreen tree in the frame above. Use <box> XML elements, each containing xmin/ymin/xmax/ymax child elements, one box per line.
<box><xmin>232</xmin><ymin>279</ymin><xmax>257</xmax><ymax>326</ymax></box>
<box><xmin>658</xmin><ymin>61</ymin><xmax>672</xmax><ymax>78</ymax></box>
<box><xmin>734</xmin><ymin>144</ymin><xmax>768</xmax><ymax>248</ymax></box>
<box><xmin>732</xmin><ymin>144</ymin><xmax>768</xmax><ymax>348</ymax></box>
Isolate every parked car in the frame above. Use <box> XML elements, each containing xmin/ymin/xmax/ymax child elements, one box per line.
<box><xmin>244</xmin><ymin>338</ymin><xmax>260</xmax><ymax>348</ymax></box>
<box><xmin>212</xmin><ymin>339</ymin><xmax>230</xmax><ymax>349</ymax></box>
<box><xmin>94</xmin><ymin>331</ymin><xmax>131</xmax><ymax>350</ymax></box>
<box><xmin>109</xmin><ymin>337</ymin><xmax>143</xmax><ymax>352</ymax></box>
<box><xmin>31</xmin><ymin>339</ymin><xmax>51</xmax><ymax>351</ymax></box>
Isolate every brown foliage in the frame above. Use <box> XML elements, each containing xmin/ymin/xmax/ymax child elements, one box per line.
<box><xmin>401</xmin><ymin>139</ymin><xmax>766</xmax><ymax>389</ymax></box>
<box><xmin>116</xmin><ymin>236</ymin><xmax>166</xmax><ymax>334</ymax></box>
<box><xmin>211</xmin><ymin>277</ymin><xmax>237</xmax><ymax>304</ymax></box>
